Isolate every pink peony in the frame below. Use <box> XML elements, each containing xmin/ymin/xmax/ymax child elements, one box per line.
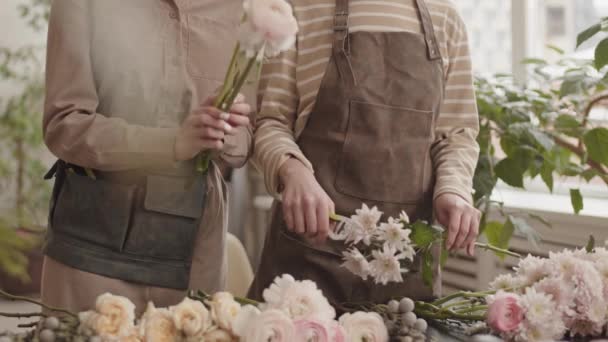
<box><xmin>328</xmin><ymin>321</ymin><xmax>346</xmax><ymax>342</ymax></box>
<box><xmin>240</xmin><ymin>0</ymin><xmax>298</xmax><ymax>57</ymax></box>
<box><xmin>486</xmin><ymin>291</ymin><xmax>524</xmax><ymax>333</ymax></box>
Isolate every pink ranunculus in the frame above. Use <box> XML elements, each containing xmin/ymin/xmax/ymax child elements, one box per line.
<box><xmin>328</xmin><ymin>320</ymin><xmax>346</xmax><ymax>342</ymax></box>
<box><xmin>486</xmin><ymin>291</ymin><xmax>524</xmax><ymax>333</ymax></box>
<box><xmin>294</xmin><ymin>319</ymin><xmax>330</xmax><ymax>342</ymax></box>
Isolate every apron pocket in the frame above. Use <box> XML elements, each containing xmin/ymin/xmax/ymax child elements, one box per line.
<box><xmin>335</xmin><ymin>100</ymin><xmax>433</xmax><ymax>204</ymax></box>
<box><xmin>51</xmin><ymin>171</ymin><xmax>135</xmax><ymax>251</ymax></box>
<box><xmin>123</xmin><ymin>175</ymin><xmax>206</xmax><ymax>260</ymax></box>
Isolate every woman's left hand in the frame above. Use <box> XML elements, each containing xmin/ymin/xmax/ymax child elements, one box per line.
<box><xmin>434</xmin><ymin>193</ymin><xmax>481</xmax><ymax>256</ymax></box>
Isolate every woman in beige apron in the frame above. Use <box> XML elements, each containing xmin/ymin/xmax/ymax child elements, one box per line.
<box><xmin>250</xmin><ymin>0</ymin><xmax>481</xmax><ymax>309</ymax></box>
<box><xmin>41</xmin><ymin>0</ymin><xmax>253</xmax><ymax>314</ymax></box>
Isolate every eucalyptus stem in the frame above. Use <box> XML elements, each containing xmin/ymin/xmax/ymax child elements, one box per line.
<box><xmin>475</xmin><ymin>242</ymin><xmax>521</xmax><ymax>258</ymax></box>
<box><xmin>0</xmin><ymin>289</ymin><xmax>77</xmax><ymax>318</ymax></box>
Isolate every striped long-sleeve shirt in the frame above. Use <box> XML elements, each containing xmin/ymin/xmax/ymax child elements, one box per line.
<box><xmin>254</xmin><ymin>0</ymin><xmax>480</xmax><ymax>203</ymax></box>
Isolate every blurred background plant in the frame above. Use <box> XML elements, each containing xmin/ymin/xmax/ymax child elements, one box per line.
<box><xmin>0</xmin><ymin>0</ymin><xmax>50</xmax><ymax>286</ymax></box>
<box><xmin>472</xmin><ymin>17</ymin><xmax>608</xmax><ymax>253</ymax></box>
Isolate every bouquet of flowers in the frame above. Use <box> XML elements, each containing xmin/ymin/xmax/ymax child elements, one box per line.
<box><xmin>330</xmin><ymin>204</ymin><xmax>519</xmax><ymax>286</ymax></box>
<box><xmin>196</xmin><ymin>0</ymin><xmax>298</xmax><ymax>172</ymax></box>
<box><xmin>485</xmin><ymin>247</ymin><xmax>608</xmax><ymax>341</ymax></box>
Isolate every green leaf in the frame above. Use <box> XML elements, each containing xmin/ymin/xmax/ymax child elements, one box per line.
<box><xmin>411</xmin><ymin>221</ymin><xmax>442</xmax><ymax>249</ymax></box>
<box><xmin>585</xmin><ymin>235</ymin><xmax>595</xmax><ymax>253</ymax></box>
<box><xmin>529</xmin><ymin>129</ymin><xmax>555</xmax><ymax>151</ymax></box>
<box><xmin>595</xmin><ymin>38</ymin><xmax>608</xmax><ymax>70</ymax></box>
<box><xmin>484</xmin><ymin>221</ymin><xmax>514</xmax><ymax>260</ymax></box>
<box><xmin>421</xmin><ymin>249</ymin><xmax>434</xmax><ymax>287</ymax></box>
<box><xmin>581</xmin><ymin>169</ymin><xmax>600</xmax><ymax>182</ymax></box>
<box><xmin>560</xmin><ymin>78</ymin><xmax>585</xmax><ymax>97</ymax></box>
<box><xmin>540</xmin><ymin>162</ymin><xmax>554</xmax><ymax>192</ymax></box>
<box><xmin>577</xmin><ymin>23</ymin><xmax>602</xmax><ymax>48</ymax></box>
<box><xmin>495</xmin><ymin>158</ymin><xmax>525</xmax><ymax>188</ymax></box>
<box><xmin>473</xmin><ymin>154</ymin><xmax>496</xmax><ymax>201</ymax></box>
<box><xmin>554</xmin><ymin>114</ymin><xmax>583</xmax><ymax>137</ymax></box>
<box><xmin>508</xmin><ymin>216</ymin><xmax>541</xmax><ymax>249</ymax></box>
<box><xmin>547</xmin><ymin>44</ymin><xmax>565</xmax><ymax>55</ymax></box>
<box><xmin>440</xmin><ymin>244</ymin><xmax>449</xmax><ymax>267</ymax></box>
<box><xmin>522</xmin><ymin>58</ymin><xmax>548</xmax><ymax>65</ymax></box>
<box><xmin>583</xmin><ymin>128</ymin><xmax>608</xmax><ymax>166</ymax></box>
<box><xmin>570</xmin><ymin>189</ymin><xmax>584</xmax><ymax>214</ymax></box>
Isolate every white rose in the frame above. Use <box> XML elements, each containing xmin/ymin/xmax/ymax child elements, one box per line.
<box><xmin>240</xmin><ymin>0</ymin><xmax>298</xmax><ymax>58</ymax></box>
<box><xmin>139</xmin><ymin>302</ymin><xmax>179</xmax><ymax>342</ymax></box>
<box><xmin>78</xmin><ymin>293</ymin><xmax>136</xmax><ymax>339</ymax></box>
<box><xmin>171</xmin><ymin>297</ymin><xmax>212</xmax><ymax>337</ymax></box>
<box><xmin>208</xmin><ymin>292</ymin><xmax>242</xmax><ymax>332</ymax></box>
<box><xmin>339</xmin><ymin>312</ymin><xmax>388</xmax><ymax>342</ymax></box>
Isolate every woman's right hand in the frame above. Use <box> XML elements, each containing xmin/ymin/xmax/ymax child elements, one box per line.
<box><xmin>279</xmin><ymin>158</ymin><xmax>335</xmax><ymax>244</ymax></box>
<box><xmin>174</xmin><ymin>95</ymin><xmax>251</xmax><ymax>161</ymax></box>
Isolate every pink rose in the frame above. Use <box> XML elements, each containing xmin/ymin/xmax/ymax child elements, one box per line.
<box><xmin>294</xmin><ymin>319</ymin><xmax>330</xmax><ymax>342</ymax></box>
<box><xmin>486</xmin><ymin>291</ymin><xmax>524</xmax><ymax>333</ymax></box>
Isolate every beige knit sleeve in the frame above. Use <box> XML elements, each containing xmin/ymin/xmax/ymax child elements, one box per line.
<box><xmin>431</xmin><ymin>5</ymin><xmax>480</xmax><ymax>204</ymax></box>
<box><xmin>253</xmin><ymin>48</ymin><xmax>313</xmax><ymax>198</ymax></box>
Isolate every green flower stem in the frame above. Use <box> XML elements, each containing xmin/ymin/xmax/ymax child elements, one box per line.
<box><xmin>196</xmin><ymin>44</ymin><xmax>258</xmax><ymax>174</ymax></box>
<box><xmin>0</xmin><ymin>312</ymin><xmax>46</xmax><ymax>318</ymax></box>
<box><xmin>0</xmin><ymin>289</ymin><xmax>77</xmax><ymax>318</ymax></box>
<box><xmin>454</xmin><ymin>305</ymin><xmax>488</xmax><ymax>315</ymax></box>
<box><xmin>190</xmin><ymin>290</ymin><xmax>260</xmax><ymax>307</ymax></box>
<box><xmin>440</xmin><ymin>300</ymin><xmax>472</xmax><ymax>310</ymax></box>
<box><xmin>432</xmin><ymin>289</ymin><xmax>497</xmax><ymax>307</ymax></box>
<box><xmin>475</xmin><ymin>242</ymin><xmax>521</xmax><ymax>258</ymax></box>
<box><xmin>415</xmin><ymin>308</ymin><xmax>485</xmax><ymax>321</ymax></box>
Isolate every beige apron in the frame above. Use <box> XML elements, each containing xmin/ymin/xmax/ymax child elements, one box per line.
<box><xmin>249</xmin><ymin>0</ymin><xmax>444</xmax><ymax>309</ymax></box>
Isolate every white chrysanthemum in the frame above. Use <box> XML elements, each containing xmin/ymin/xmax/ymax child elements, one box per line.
<box><xmin>547</xmin><ymin>250</ymin><xmax>583</xmax><ymax>279</ymax></box>
<box><xmin>514</xmin><ymin>255</ymin><xmax>551</xmax><ymax>285</ymax></box>
<box><xmin>570</xmin><ymin>260</ymin><xmax>606</xmax><ymax>324</ymax></box>
<box><xmin>594</xmin><ymin>257</ymin><xmax>608</xmax><ymax>298</ymax></box>
<box><xmin>341</xmin><ymin>248</ymin><xmax>371</xmax><ymax>280</ymax></box>
<box><xmin>532</xmin><ymin>276</ymin><xmax>575</xmax><ymax>314</ymax></box>
<box><xmin>520</xmin><ymin>288</ymin><xmax>557</xmax><ymax>325</ymax></box>
<box><xmin>262</xmin><ymin>274</ymin><xmax>336</xmax><ymax>321</ymax></box>
<box><xmin>369</xmin><ymin>245</ymin><xmax>403</xmax><ymax>285</ymax></box>
<box><xmin>376</xmin><ymin>217</ymin><xmax>415</xmax><ymax>256</ymax></box>
<box><xmin>518</xmin><ymin>288</ymin><xmax>566</xmax><ymax>341</ymax></box>
<box><xmin>347</xmin><ymin>204</ymin><xmax>383</xmax><ymax>245</ymax></box>
<box><xmin>489</xmin><ymin>273</ymin><xmax>524</xmax><ymax>292</ymax></box>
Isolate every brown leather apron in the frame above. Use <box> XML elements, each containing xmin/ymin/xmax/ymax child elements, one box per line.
<box><xmin>249</xmin><ymin>0</ymin><xmax>444</xmax><ymax>308</ymax></box>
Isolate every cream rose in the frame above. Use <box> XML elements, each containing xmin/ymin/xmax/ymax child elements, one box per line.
<box><xmin>78</xmin><ymin>293</ymin><xmax>136</xmax><ymax>339</ymax></box>
<box><xmin>201</xmin><ymin>327</ymin><xmax>235</xmax><ymax>342</ymax></box>
<box><xmin>171</xmin><ymin>297</ymin><xmax>212</xmax><ymax>337</ymax></box>
<box><xmin>208</xmin><ymin>292</ymin><xmax>241</xmax><ymax>332</ymax></box>
<box><xmin>139</xmin><ymin>303</ymin><xmax>180</xmax><ymax>342</ymax></box>
<box><xmin>339</xmin><ymin>312</ymin><xmax>388</xmax><ymax>342</ymax></box>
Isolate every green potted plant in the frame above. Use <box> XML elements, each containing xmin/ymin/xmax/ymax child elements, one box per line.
<box><xmin>0</xmin><ymin>0</ymin><xmax>51</xmax><ymax>295</ymax></box>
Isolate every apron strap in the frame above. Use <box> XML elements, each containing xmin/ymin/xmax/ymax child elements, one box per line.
<box><xmin>332</xmin><ymin>0</ymin><xmax>357</xmax><ymax>84</ymax></box>
<box><xmin>415</xmin><ymin>0</ymin><xmax>442</xmax><ymax>60</ymax></box>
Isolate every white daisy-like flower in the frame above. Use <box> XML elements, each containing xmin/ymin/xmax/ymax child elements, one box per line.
<box><xmin>347</xmin><ymin>204</ymin><xmax>383</xmax><ymax>246</ymax></box>
<box><xmin>341</xmin><ymin>248</ymin><xmax>371</xmax><ymax>280</ymax></box>
<box><xmin>376</xmin><ymin>217</ymin><xmax>414</xmax><ymax>255</ymax></box>
<box><xmin>399</xmin><ymin>210</ymin><xmax>410</xmax><ymax>224</ymax></box>
<box><xmin>369</xmin><ymin>245</ymin><xmax>403</xmax><ymax>285</ymax></box>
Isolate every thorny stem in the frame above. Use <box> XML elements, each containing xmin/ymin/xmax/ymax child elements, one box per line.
<box><xmin>0</xmin><ymin>289</ymin><xmax>77</xmax><ymax>318</ymax></box>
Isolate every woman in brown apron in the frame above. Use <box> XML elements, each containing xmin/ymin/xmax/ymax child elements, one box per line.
<box><xmin>250</xmin><ymin>0</ymin><xmax>481</xmax><ymax>308</ymax></box>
